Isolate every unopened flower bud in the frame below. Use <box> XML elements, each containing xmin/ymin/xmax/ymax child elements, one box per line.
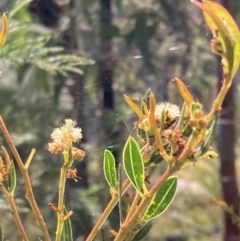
<box><xmin>193</xmin><ymin>109</ymin><xmax>203</xmax><ymax>119</ymax></box>
<box><xmin>189</xmin><ymin>118</ymin><xmax>197</xmax><ymax>127</ymax></box>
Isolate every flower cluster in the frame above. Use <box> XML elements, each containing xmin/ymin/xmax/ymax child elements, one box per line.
<box><xmin>138</xmin><ymin>102</ymin><xmax>180</xmax><ymax>133</ymax></box>
<box><xmin>48</xmin><ymin>119</ymin><xmax>84</xmax><ymax>156</ymax></box>
<box><xmin>155</xmin><ymin>102</ymin><xmax>180</xmax><ymax>128</ymax></box>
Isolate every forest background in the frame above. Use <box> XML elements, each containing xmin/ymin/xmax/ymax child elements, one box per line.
<box><xmin>0</xmin><ymin>0</ymin><xmax>240</xmax><ymax>241</ymax></box>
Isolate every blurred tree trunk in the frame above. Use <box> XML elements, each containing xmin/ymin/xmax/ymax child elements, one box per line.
<box><xmin>64</xmin><ymin>0</ymin><xmax>89</xmax><ymax>188</ymax></box>
<box><xmin>216</xmin><ymin>1</ymin><xmax>240</xmax><ymax>241</ymax></box>
<box><xmin>216</xmin><ymin>65</ymin><xmax>240</xmax><ymax>241</ymax></box>
<box><xmin>29</xmin><ymin>0</ymin><xmax>62</xmax><ymax>27</ymax></box>
<box><xmin>98</xmin><ymin>0</ymin><xmax>114</xmax><ymax>110</ymax></box>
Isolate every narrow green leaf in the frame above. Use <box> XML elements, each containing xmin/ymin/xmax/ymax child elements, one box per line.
<box><xmin>182</xmin><ymin>124</ymin><xmax>192</xmax><ymax>137</ymax></box>
<box><xmin>132</xmin><ymin>222</ymin><xmax>153</xmax><ymax>241</ymax></box>
<box><xmin>9</xmin><ymin>0</ymin><xmax>34</xmax><ymax>18</ymax></box>
<box><xmin>8</xmin><ymin>161</ymin><xmax>16</xmax><ymax>194</ymax></box>
<box><xmin>123</xmin><ymin>136</ymin><xmax>147</xmax><ymax>196</ymax></box>
<box><xmin>148</xmin><ymin>148</ymin><xmax>164</xmax><ymax>166</ymax></box>
<box><xmin>143</xmin><ymin>176</ymin><xmax>177</xmax><ymax>221</ymax></box>
<box><xmin>103</xmin><ymin>150</ymin><xmax>117</xmax><ymax>191</ymax></box>
<box><xmin>63</xmin><ymin>207</ymin><xmax>73</xmax><ymax>241</ymax></box>
<box><xmin>148</xmin><ymin>143</ymin><xmax>170</xmax><ymax>166</ymax></box>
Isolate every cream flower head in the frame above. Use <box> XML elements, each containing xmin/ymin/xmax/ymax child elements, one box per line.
<box><xmin>48</xmin><ymin>119</ymin><xmax>83</xmax><ymax>154</ymax></box>
<box><xmin>138</xmin><ymin>102</ymin><xmax>180</xmax><ymax>133</ymax></box>
<box><xmin>155</xmin><ymin>102</ymin><xmax>180</xmax><ymax>119</ymax></box>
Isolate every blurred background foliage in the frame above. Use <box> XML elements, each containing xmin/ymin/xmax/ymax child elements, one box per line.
<box><xmin>0</xmin><ymin>0</ymin><xmax>239</xmax><ymax>240</ymax></box>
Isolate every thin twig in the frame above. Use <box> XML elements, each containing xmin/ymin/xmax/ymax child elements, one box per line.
<box><xmin>86</xmin><ymin>179</ymin><xmax>130</xmax><ymax>241</ymax></box>
<box><xmin>0</xmin><ymin>184</ymin><xmax>29</xmax><ymax>241</ymax></box>
<box><xmin>0</xmin><ymin>116</ymin><xmax>51</xmax><ymax>241</ymax></box>
<box><xmin>55</xmin><ymin>162</ymin><xmax>68</xmax><ymax>241</ymax></box>
<box><xmin>114</xmin><ymin>166</ymin><xmax>172</xmax><ymax>241</ymax></box>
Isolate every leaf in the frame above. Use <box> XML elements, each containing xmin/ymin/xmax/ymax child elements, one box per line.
<box><xmin>191</xmin><ymin>0</ymin><xmax>234</xmax><ymax>80</ymax></box>
<box><xmin>0</xmin><ymin>13</ymin><xmax>8</xmax><ymax>49</ymax></box>
<box><xmin>63</xmin><ymin>207</ymin><xmax>73</xmax><ymax>241</ymax></box>
<box><xmin>103</xmin><ymin>150</ymin><xmax>118</xmax><ymax>191</ymax></box>
<box><xmin>148</xmin><ymin>149</ymin><xmax>163</xmax><ymax>166</ymax></box>
<box><xmin>124</xmin><ymin>95</ymin><xmax>143</xmax><ymax>120</ymax></box>
<box><xmin>123</xmin><ymin>136</ymin><xmax>147</xmax><ymax>196</ymax></box>
<box><xmin>132</xmin><ymin>221</ymin><xmax>153</xmax><ymax>241</ymax></box>
<box><xmin>9</xmin><ymin>0</ymin><xmax>34</xmax><ymax>18</ymax></box>
<box><xmin>173</xmin><ymin>78</ymin><xmax>194</xmax><ymax>107</ymax></box>
<box><xmin>143</xmin><ymin>176</ymin><xmax>177</xmax><ymax>221</ymax></box>
<box><xmin>202</xmin><ymin>0</ymin><xmax>240</xmax><ymax>78</ymax></box>
<box><xmin>8</xmin><ymin>161</ymin><xmax>16</xmax><ymax>194</ymax></box>
<box><xmin>182</xmin><ymin>124</ymin><xmax>192</xmax><ymax>137</ymax></box>
<box><xmin>148</xmin><ymin>144</ymin><xmax>170</xmax><ymax>166</ymax></box>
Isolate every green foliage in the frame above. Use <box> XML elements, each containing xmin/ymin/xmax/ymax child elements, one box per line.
<box><xmin>103</xmin><ymin>149</ymin><xmax>118</xmax><ymax>191</ymax></box>
<box><xmin>143</xmin><ymin>176</ymin><xmax>178</xmax><ymax>222</ymax></box>
<box><xmin>1</xmin><ymin>25</ymin><xmax>94</xmax><ymax>76</ymax></box>
<box><xmin>0</xmin><ymin>0</ymin><xmax>240</xmax><ymax>241</ymax></box>
<box><xmin>7</xmin><ymin>161</ymin><xmax>16</xmax><ymax>194</ymax></box>
<box><xmin>0</xmin><ymin>0</ymin><xmax>94</xmax><ymax>77</ymax></box>
<box><xmin>123</xmin><ymin>136</ymin><xmax>147</xmax><ymax>196</ymax></box>
<box><xmin>8</xmin><ymin>0</ymin><xmax>34</xmax><ymax>18</ymax></box>
<box><xmin>192</xmin><ymin>0</ymin><xmax>240</xmax><ymax>82</ymax></box>
<box><xmin>198</xmin><ymin>0</ymin><xmax>240</xmax><ymax>78</ymax></box>
<box><xmin>132</xmin><ymin>221</ymin><xmax>153</xmax><ymax>241</ymax></box>
<box><xmin>63</xmin><ymin>207</ymin><xmax>73</xmax><ymax>241</ymax></box>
